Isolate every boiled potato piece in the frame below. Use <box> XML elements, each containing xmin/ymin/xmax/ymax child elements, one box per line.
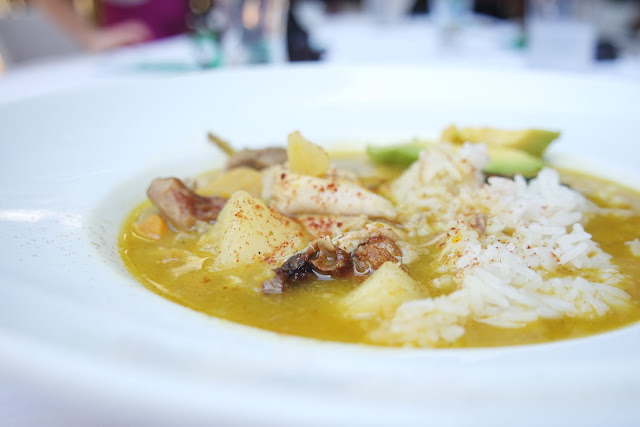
<box><xmin>341</xmin><ymin>262</ymin><xmax>424</xmax><ymax>319</ymax></box>
<box><xmin>200</xmin><ymin>191</ymin><xmax>310</xmax><ymax>270</ymax></box>
<box><xmin>287</xmin><ymin>131</ymin><xmax>330</xmax><ymax>177</ymax></box>
<box><xmin>196</xmin><ymin>167</ymin><xmax>262</xmax><ymax>198</ymax></box>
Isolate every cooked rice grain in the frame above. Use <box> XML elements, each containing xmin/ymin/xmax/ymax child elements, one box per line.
<box><xmin>372</xmin><ymin>143</ymin><xmax>630</xmax><ymax>346</ymax></box>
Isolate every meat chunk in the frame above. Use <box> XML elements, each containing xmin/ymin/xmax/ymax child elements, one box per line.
<box><xmin>226</xmin><ymin>147</ymin><xmax>287</xmax><ymax>171</ymax></box>
<box><xmin>261</xmin><ymin>220</ymin><xmax>420</xmax><ymax>294</ymax></box>
<box><xmin>147</xmin><ymin>177</ymin><xmax>226</xmax><ymax>230</ymax></box>
<box><xmin>261</xmin><ymin>250</ymin><xmax>314</xmax><ymax>294</ymax></box>
<box><xmin>307</xmin><ymin>237</ymin><xmax>353</xmax><ymax>276</ymax></box>
<box><xmin>352</xmin><ymin>235</ymin><xmax>403</xmax><ymax>274</ymax></box>
<box><xmin>261</xmin><ymin>237</ymin><xmax>353</xmax><ymax>294</ymax></box>
<box><xmin>333</xmin><ymin>223</ymin><xmax>403</xmax><ymax>254</ymax></box>
<box><xmin>268</xmin><ymin>171</ymin><xmax>397</xmax><ymax>220</ymax></box>
<box><xmin>332</xmin><ymin>222</ymin><xmax>419</xmax><ymax>265</ymax></box>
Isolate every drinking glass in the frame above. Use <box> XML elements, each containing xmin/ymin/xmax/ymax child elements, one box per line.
<box><xmin>527</xmin><ymin>0</ymin><xmax>599</xmax><ymax>70</ymax></box>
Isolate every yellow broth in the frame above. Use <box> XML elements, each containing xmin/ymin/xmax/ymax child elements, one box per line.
<box><xmin>119</xmin><ymin>159</ymin><xmax>640</xmax><ymax>348</ymax></box>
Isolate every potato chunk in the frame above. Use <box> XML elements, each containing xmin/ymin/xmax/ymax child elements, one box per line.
<box><xmin>287</xmin><ymin>131</ymin><xmax>330</xmax><ymax>177</ymax></box>
<box><xmin>341</xmin><ymin>262</ymin><xmax>424</xmax><ymax>319</ymax></box>
<box><xmin>197</xmin><ymin>167</ymin><xmax>262</xmax><ymax>198</ymax></box>
<box><xmin>200</xmin><ymin>191</ymin><xmax>310</xmax><ymax>270</ymax></box>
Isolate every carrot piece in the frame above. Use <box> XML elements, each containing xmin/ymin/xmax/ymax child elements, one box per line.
<box><xmin>136</xmin><ymin>213</ymin><xmax>168</xmax><ymax>240</ymax></box>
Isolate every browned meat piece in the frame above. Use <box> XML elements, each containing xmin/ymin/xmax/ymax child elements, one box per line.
<box><xmin>307</xmin><ymin>238</ymin><xmax>352</xmax><ymax>276</ymax></box>
<box><xmin>261</xmin><ymin>249</ymin><xmax>314</xmax><ymax>294</ymax></box>
<box><xmin>262</xmin><ymin>235</ymin><xmax>406</xmax><ymax>294</ymax></box>
<box><xmin>352</xmin><ymin>235</ymin><xmax>402</xmax><ymax>274</ymax></box>
<box><xmin>261</xmin><ymin>238</ymin><xmax>353</xmax><ymax>294</ymax></box>
<box><xmin>147</xmin><ymin>177</ymin><xmax>226</xmax><ymax>230</ymax></box>
<box><xmin>226</xmin><ymin>147</ymin><xmax>287</xmax><ymax>170</ymax></box>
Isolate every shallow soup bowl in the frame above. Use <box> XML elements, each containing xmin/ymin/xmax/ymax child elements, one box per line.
<box><xmin>1</xmin><ymin>65</ymin><xmax>639</xmax><ymax>426</ymax></box>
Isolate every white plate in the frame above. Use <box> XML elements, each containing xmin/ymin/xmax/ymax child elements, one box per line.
<box><xmin>1</xmin><ymin>65</ymin><xmax>640</xmax><ymax>426</ymax></box>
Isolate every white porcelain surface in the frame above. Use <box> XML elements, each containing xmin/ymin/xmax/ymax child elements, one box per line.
<box><xmin>1</xmin><ymin>65</ymin><xmax>639</xmax><ymax>426</ymax></box>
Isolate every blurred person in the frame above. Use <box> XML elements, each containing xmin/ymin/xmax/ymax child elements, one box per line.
<box><xmin>474</xmin><ymin>0</ymin><xmax>523</xmax><ymax>20</ymax></box>
<box><xmin>288</xmin><ymin>0</ymin><xmax>324</xmax><ymax>61</ymax></box>
<box><xmin>34</xmin><ymin>0</ymin><xmax>323</xmax><ymax>62</ymax></box>
<box><xmin>32</xmin><ymin>0</ymin><xmax>189</xmax><ymax>51</ymax></box>
<box><xmin>409</xmin><ymin>0</ymin><xmax>525</xmax><ymax>19</ymax></box>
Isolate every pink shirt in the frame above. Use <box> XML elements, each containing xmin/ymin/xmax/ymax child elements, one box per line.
<box><xmin>99</xmin><ymin>0</ymin><xmax>188</xmax><ymax>40</ymax></box>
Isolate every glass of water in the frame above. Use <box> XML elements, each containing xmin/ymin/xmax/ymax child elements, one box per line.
<box><xmin>526</xmin><ymin>0</ymin><xmax>599</xmax><ymax>71</ymax></box>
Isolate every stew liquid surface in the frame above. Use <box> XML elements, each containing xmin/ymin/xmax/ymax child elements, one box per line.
<box><xmin>120</xmin><ymin>156</ymin><xmax>640</xmax><ymax>348</ymax></box>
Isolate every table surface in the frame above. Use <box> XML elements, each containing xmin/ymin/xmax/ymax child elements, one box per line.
<box><xmin>2</xmin><ymin>13</ymin><xmax>639</xmax><ymax>104</ymax></box>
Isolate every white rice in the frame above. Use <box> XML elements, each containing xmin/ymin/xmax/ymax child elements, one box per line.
<box><xmin>373</xmin><ymin>143</ymin><xmax>631</xmax><ymax>347</ymax></box>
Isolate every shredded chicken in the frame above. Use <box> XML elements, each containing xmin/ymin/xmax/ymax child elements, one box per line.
<box><xmin>147</xmin><ymin>177</ymin><xmax>226</xmax><ymax>230</ymax></box>
<box><xmin>297</xmin><ymin>215</ymin><xmax>369</xmax><ymax>239</ymax></box>
<box><xmin>226</xmin><ymin>147</ymin><xmax>287</xmax><ymax>170</ymax></box>
<box><xmin>265</xmin><ymin>169</ymin><xmax>397</xmax><ymax>220</ymax></box>
<box><xmin>352</xmin><ymin>235</ymin><xmax>403</xmax><ymax>274</ymax></box>
<box><xmin>333</xmin><ymin>223</ymin><xmax>401</xmax><ymax>253</ymax></box>
<box><xmin>333</xmin><ymin>222</ymin><xmax>418</xmax><ymax>265</ymax></box>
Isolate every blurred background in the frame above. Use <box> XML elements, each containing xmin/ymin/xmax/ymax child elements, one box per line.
<box><xmin>1</xmin><ymin>0</ymin><xmax>640</xmax><ymax>101</ymax></box>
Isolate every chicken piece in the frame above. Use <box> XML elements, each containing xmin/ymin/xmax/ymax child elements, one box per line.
<box><xmin>333</xmin><ymin>223</ymin><xmax>402</xmax><ymax>253</ymax></box>
<box><xmin>308</xmin><ymin>237</ymin><xmax>353</xmax><ymax>276</ymax></box>
<box><xmin>352</xmin><ymin>235</ymin><xmax>403</xmax><ymax>274</ymax></box>
<box><xmin>268</xmin><ymin>171</ymin><xmax>397</xmax><ymax>220</ymax></box>
<box><xmin>226</xmin><ymin>147</ymin><xmax>287</xmax><ymax>171</ymax></box>
<box><xmin>147</xmin><ymin>177</ymin><xmax>226</xmax><ymax>230</ymax></box>
<box><xmin>261</xmin><ymin>237</ymin><xmax>353</xmax><ymax>294</ymax></box>
<box><xmin>297</xmin><ymin>215</ymin><xmax>368</xmax><ymax>239</ymax></box>
<box><xmin>333</xmin><ymin>222</ymin><xmax>418</xmax><ymax>265</ymax></box>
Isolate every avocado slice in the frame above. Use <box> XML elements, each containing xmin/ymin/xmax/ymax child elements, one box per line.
<box><xmin>366</xmin><ymin>143</ymin><xmax>425</xmax><ymax>167</ymax></box>
<box><xmin>442</xmin><ymin>125</ymin><xmax>560</xmax><ymax>157</ymax></box>
<box><xmin>484</xmin><ymin>147</ymin><xmax>544</xmax><ymax>177</ymax></box>
<box><xmin>366</xmin><ymin>140</ymin><xmax>546</xmax><ymax>177</ymax></box>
